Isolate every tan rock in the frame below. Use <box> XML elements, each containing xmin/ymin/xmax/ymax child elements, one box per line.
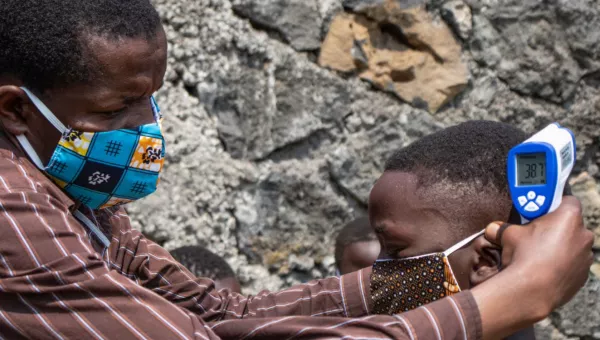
<box><xmin>591</xmin><ymin>263</ymin><xmax>600</xmax><ymax>280</ymax></box>
<box><xmin>318</xmin><ymin>13</ymin><xmax>360</xmax><ymax>72</ymax></box>
<box><xmin>319</xmin><ymin>1</ymin><xmax>468</xmax><ymax>113</ymax></box>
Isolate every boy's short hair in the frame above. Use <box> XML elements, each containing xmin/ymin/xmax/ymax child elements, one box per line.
<box><xmin>385</xmin><ymin>120</ymin><xmax>529</xmax><ymax>194</ymax></box>
<box><xmin>384</xmin><ymin>121</ymin><xmax>530</xmax><ymax>231</ymax></box>
<box><xmin>170</xmin><ymin>246</ymin><xmax>236</xmax><ymax>281</ymax></box>
<box><xmin>335</xmin><ymin>217</ymin><xmax>378</xmax><ymax>269</ymax></box>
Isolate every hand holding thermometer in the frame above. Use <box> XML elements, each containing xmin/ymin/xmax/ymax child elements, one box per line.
<box><xmin>507</xmin><ymin>123</ymin><xmax>576</xmax><ymax>223</ymax></box>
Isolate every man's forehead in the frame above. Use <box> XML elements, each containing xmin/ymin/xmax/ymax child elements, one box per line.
<box><xmin>81</xmin><ymin>30</ymin><xmax>167</xmax><ymax>98</ymax></box>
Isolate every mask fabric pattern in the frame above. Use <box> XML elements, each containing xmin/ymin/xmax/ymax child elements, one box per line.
<box><xmin>17</xmin><ymin>87</ymin><xmax>165</xmax><ymax>210</ymax></box>
<box><xmin>371</xmin><ymin>229</ymin><xmax>484</xmax><ymax>314</ymax></box>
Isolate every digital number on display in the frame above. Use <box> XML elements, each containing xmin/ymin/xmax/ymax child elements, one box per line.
<box><xmin>517</xmin><ymin>153</ymin><xmax>546</xmax><ymax>186</ymax></box>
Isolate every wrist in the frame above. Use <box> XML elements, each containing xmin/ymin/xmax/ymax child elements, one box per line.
<box><xmin>472</xmin><ymin>265</ymin><xmax>551</xmax><ymax>339</ymax></box>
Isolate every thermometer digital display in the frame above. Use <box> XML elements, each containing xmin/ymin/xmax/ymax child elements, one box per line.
<box><xmin>507</xmin><ymin>123</ymin><xmax>576</xmax><ymax>222</ymax></box>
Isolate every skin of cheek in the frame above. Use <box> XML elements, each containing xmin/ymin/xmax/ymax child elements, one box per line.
<box><xmin>447</xmin><ymin>246</ymin><xmax>476</xmax><ymax>290</ymax></box>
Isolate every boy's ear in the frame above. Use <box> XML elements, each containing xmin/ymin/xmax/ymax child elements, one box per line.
<box><xmin>469</xmin><ymin>237</ymin><xmax>502</xmax><ymax>287</ymax></box>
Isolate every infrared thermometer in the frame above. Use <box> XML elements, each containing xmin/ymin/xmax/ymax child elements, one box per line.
<box><xmin>507</xmin><ymin>123</ymin><xmax>576</xmax><ymax>222</ymax></box>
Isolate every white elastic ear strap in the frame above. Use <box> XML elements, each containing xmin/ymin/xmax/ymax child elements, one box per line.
<box><xmin>443</xmin><ymin>229</ymin><xmax>485</xmax><ymax>256</ymax></box>
<box><xmin>15</xmin><ymin>135</ymin><xmax>45</xmax><ymax>169</ymax></box>
<box><xmin>16</xmin><ymin>87</ymin><xmax>69</xmax><ymax>170</ymax></box>
<box><xmin>20</xmin><ymin>87</ymin><xmax>68</xmax><ymax>133</ymax></box>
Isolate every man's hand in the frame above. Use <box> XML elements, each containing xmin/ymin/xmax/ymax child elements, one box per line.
<box><xmin>472</xmin><ymin>196</ymin><xmax>594</xmax><ymax>340</ymax></box>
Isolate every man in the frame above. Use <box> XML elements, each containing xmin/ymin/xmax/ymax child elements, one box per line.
<box><xmin>369</xmin><ymin>121</ymin><xmax>540</xmax><ymax>338</ymax></box>
<box><xmin>171</xmin><ymin>245</ymin><xmax>242</xmax><ymax>293</ymax></box>
<box><xmin>335</xmin><ymin>216</ymin><xmax>380</xmax><ymax>275</ymax></box>
<box><xmin>0</xmin><ymin>1</ymin><xmax>593</xmax><ymax>339</ymax></box>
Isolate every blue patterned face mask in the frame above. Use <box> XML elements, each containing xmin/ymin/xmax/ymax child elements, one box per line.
<box><xmin>16</xmin><ymin>87</ymin><xmax>166</xmax><ymax>210</ymax></box>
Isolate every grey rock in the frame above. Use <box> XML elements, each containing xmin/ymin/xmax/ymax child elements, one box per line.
<box><xmin>232</xmin><ymin>0</ymin><xmax>323</xmax><ymax>51</ymax></box>
<box><xmin>206</xmin><ymin>41</ymin><xmax>352</xmax><ymax>160</ymax></box>
<box><xmin>289</xmin><ymin>254</ymin><xmax>315</xmax><ymax>272</ymax></box>
<box><xmin>441</xmin><ymin>0</ymin><xmax>473</xmax><ymax>40</ymax></box>
<box><xmin>468</xmin><ymin>0</ymin><xmax>596</xmax><ymax>104</ymax></box>
<box><xmin>555</xmin><ymin>0</ymin><xmax>600</xmax><ymax>71</ymax></box>
<box><xmin>343</xmin><ymin>0</ymin><xmax>426</xmax><ymax>11</ymax></box>
<box><xmin>328</xmin><ymin>97</ymin><xmax>443</xmax><ymax>204</ymax></box>
<box><xmin>551</xmin><ymin>275</ymin><xmax>600</xmax><ymax>338</ymax></box>
<box><xmin>535</xmin><ymin>318</ymin><xmax>577</xmax><ymax>340</ymax></box>
<box><xmin>232</xmin><ymin>159</ymin><xmax>355</xmax><ymax>270</ymax></box>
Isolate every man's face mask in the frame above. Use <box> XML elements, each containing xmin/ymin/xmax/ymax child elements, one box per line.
<box><xmin>371</xmin><ymin>230</ymin><xmax>484</xmax><ymax>313</ymax></box>
<box><xmin>16</xmin><ymin>87</ymin><xmax>166</xmax><ymax>210</ymax></box>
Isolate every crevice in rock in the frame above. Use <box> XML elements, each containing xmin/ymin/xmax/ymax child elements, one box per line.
<box><xmin>231</xmin><ymin>7</ymin><xmax>289</xmax><ymax>46</ymax></box>
<box><xmin>467</xmin><ymin>62</ymin><xmax>567</xmax><ymax>109</ymax></box>
<box><xmin>256</xmin><ymin>129</ymin><xmax>336</xmax><ymax>163</ymax></box>
<box><xmin>183</xmin><ymin>84</ymin><xmax>199</xmax><ymax>98</ymax></box>
<box><xmin>581</xmin><ymin>69</ymin><xmax>600</xmax><ymax>88</ymax></box>
<box><xmin>326</xmin><ymin>166</ymin><xmax>368</xmax><ymax>214</ymax></box>
<box><xmin>227</xmin><ymin>204</ymin><xmax>263</xmax><ymax>265</ymax></box>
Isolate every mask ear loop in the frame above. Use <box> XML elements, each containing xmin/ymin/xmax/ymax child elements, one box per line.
<box><xmin>20</xmin><ymin>87</ymin><xmax>68</xmax><ymax>133</ymax></box>
<box><xmin>15</xmin><ymin>87</ymin><xmax>69</xmax><ymax>170</ymax></box>
<box><xmin>443</xmin><ymin>229</ymin><xmax>485</xmax><ymax>257</ymax></box>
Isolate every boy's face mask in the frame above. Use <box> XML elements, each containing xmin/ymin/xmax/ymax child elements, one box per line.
<box><xmin>371</xmin><ymin>229</ymin><xmax>484</xmax><ymax>314</ymax></box>
<box><xmin>16</xmin><ymin>87</ymin><xmax>166</xmax><ymax>210</ymax></box>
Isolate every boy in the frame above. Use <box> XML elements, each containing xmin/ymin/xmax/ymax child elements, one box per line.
<box><xmin>369</xmin><ymin>120</ymin><xmax>542</xmax><ymax>339</ymax></box>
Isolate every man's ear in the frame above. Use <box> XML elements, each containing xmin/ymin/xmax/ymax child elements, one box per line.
<box><xmin>0</xmin><ymin>85</ymin><xmax>32</xmax><ymax>135</ymax></box>
<box><xmin>469</xmin><ymin>237</ymin><xmax>502</xmax><ymax>286</ymax></box>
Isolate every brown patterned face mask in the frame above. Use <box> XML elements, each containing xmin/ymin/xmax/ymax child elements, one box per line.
<box><xmin>371</xmin><ymin>230</ymin><xmax>484</xmax><ymax>314</ymax></box>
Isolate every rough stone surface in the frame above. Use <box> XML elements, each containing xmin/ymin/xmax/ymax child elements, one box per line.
<box><xmin>550</xmin><ymin>276</ymin><xmax>600</xmax><ymax>339</ymax></box>
<box><xmin>319</xmin><ymin>2</ymin><xmax>469</xmax><ymax>113</ymax></box>
<box><xmin>441</xmin><ymin>0</ymin><xmax>472</xmax><ymax>40</ymax></box>
<box><xmin>467</xmin><ymin>0</ymin><xmax>600</xmax><ymax>104</ymax></box>
<box><xmin>128</xmin><ymin>0</ymin><xmax>600</xmax><ymax>337</ymax></box>
<box><xmin>231</xmin><ymin>0</ymin><xmax>323</xmax><ymax>51</ymax></box>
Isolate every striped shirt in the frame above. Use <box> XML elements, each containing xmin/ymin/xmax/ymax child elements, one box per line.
<box><xmin>0</xmin><ymin>135</ymin><xmax>482</xmax><ymax>339</ymax></box>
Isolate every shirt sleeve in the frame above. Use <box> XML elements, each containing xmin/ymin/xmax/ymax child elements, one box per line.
<box><xmin>208</xmin><ymin>291</ymin><xmax>482</xmax><ymax>340</ymax></box>
<box><xmin>108</xmin><ymin>208</ymin><xmax>373</xmax><ymax>321</ymax></box>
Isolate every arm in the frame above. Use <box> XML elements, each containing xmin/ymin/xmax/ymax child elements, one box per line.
<box><xmin>0</xmin><ymin>188</ymin><xmax>476</xmax><ymax>340</ymax></box>
<box><xmin>0</xmin><ymin>184</ymin><xmax>224</xmax><ymax>339</ymax></box>
<box><xmin>474</xmin><ymin>196</ymin><xmax>593</xmax><ymax>340</ymax></box>
<box><xmin>109</xmin><ymin>210</ymin><xmax>372</xmax><ymax>320</ymax></box>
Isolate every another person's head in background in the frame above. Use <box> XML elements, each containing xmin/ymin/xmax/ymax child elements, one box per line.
<box><xmin>171</xmin><ymin>246</ymin><xmax>242</xmax><ymax>293</ymax></box>
<box><xmin>334</xmin><ymin>217</ymin><xmax>380</xmax><ymax>275</ymax></box>
<box><xmin>0</xmin><ymin>0</ymin><xmax>165</xmax><ymax>164</ymax></box>
<box><xmin>369</xmin><ymin>120</ymin><xmax>529</xmax><ymax>290</ymax></box>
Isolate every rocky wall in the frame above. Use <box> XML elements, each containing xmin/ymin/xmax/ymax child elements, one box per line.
<box><xmin>129</xmin><ymin>0</ymin><xmax>600</xmax><ymax>338</ymax></box>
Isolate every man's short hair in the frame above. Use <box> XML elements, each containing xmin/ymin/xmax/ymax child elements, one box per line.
<box><xmin>334</xmin><ymin>217</ymin><xmax>377</xmax><ymax>269</ymax></box>
<box><xmin>170</xmin><ymin>246</ymin><xmax>236</xmax><ymax>281</ymax></box>
<box><xmin>0</xmin><ymin>0</ymin><xmax>161</xmax><ymax>93</ymax></box>
<box><xmin>385</xmin><ymin>120</ymin><xmax>529</xmax><ymax>195</ymax></box>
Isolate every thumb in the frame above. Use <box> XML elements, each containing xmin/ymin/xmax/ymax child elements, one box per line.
<box><xmin>484</xmin><ymin>222</ymin><xmax>519</xmax><ymax>247</ymax></box>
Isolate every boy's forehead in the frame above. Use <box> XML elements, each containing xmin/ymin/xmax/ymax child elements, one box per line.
<box><xmin>369</xmin><ymin>171</ymin><xmax>420</xmax><ymax>212</ymax></box>
<box><xmin>369</xmin><ymin>171</ymin><xmax>462</xmax><ymax>251</ymax></box>
<box><xmin>369</xmin><ymin>171</ymin><xmax>426</xmax><ymax>232</ymax></box>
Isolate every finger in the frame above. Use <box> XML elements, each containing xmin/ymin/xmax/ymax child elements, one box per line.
<box><xmin>556</xmin><ymin>196</ymin><xmax>583</xmax><ymax>223</ymax></box>
<box><xmin>496</xmin><ymin>223</ymin><xmax>513</xmax><ymax>246</ymax></box>
<box><xmin>485</xmin><ymin>222</ymin><xmax>518</xmax><ymax>247</ymax></box>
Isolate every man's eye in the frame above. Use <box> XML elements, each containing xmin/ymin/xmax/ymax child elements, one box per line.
<box><xmin>101</xmin><ymin>107</ymin><xmax>127</xmax><ymax>116</ymax></box>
